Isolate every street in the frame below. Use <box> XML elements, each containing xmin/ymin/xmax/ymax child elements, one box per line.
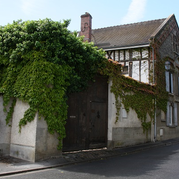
<box><xmin>1</xmin><ymin>143</ymin><xmax>179</xmax><ymax>179</ymax></box>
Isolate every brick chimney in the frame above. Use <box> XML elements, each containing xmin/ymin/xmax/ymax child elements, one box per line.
<box><xmin>80</xmin><ymin>12</ymin><xmax>92</xmax><ymax>42</ymax></box>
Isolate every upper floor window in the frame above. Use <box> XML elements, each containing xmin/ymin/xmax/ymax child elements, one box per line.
<box><xmin>105</xmin><ymin>48</ymin><xmax>149</xmax><ymax>62</ymax></box>
<box><xmin>165</xmin><ymin>61</ymin><xmax>174</xmax><ymax>93</ymax></box>
<box><xmin>173</xmin><ymin>33</ymin><xmax>179</xmax><ymax>54</ymax></box>
<box><xmin>125</xmin><ymin>50</ymin><xmax>130</xmax><ymax>60</ymax></box>
<box><xmin>142</xmin><ymin>48</ymin><xmax>148</xmax><ymax>59</ymax></box>
<box><xmin>120</xmin><ymin>50</ymin><xmax>125</xmax><ymax>61</ymax></box>
<box><xmin>132</xmin><ymin>49</ymin><xmax>141</xmax><ymax>60</ymax></box>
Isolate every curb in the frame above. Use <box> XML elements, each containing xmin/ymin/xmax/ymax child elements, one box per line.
<box><xmin>0</xmin><ymin>139</ymin><xmax>179</xmax><ymax>177</ymax></box>
<box><xmin>0</xmin><ymin>162</ymin><xmax>72</xmax><ymax>177</ymax></box>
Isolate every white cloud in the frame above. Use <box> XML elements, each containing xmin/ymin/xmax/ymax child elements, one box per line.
<box><xmin>121</xmin><ymin>0</ymin><xmax>147</xmax><ymax>24</ymax></box>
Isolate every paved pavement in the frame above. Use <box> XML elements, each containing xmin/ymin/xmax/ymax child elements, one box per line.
<box><xmin>1</xmin><ymin>138</ymin><xmax>179</xmax><ymax>177</ymax></box>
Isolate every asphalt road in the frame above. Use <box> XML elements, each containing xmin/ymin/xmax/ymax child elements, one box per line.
<box><xmin>1</xmin><ymin>143</ymin><xmax>179</xmax><ymax>179</ymax></box>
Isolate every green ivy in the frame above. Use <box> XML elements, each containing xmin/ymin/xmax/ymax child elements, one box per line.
<box><xmin>100</xmin><ymin>59</ymin><xmax>168</xmax><ymax>133</ymax></box>
<box><xmin>0</xmin><ymin>18</ymin><xmax>168</xmax><ymax>148</ymax></box>
<box><xmin>0</xmin><ymin>19</ymin><xmax>106</xmax><ymax>149</ymax></box>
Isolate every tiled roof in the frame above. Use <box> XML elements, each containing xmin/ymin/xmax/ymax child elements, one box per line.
<box><xmin>91</xmin><ymin>18</ymin><xmax>166</xmax><ymax>49</ymax></box>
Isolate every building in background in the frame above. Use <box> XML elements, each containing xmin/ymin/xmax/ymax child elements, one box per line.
<box><xmin>79</xmin><ymin>12</ymin><xmax>179</xmax><ymax>148</ymax></box>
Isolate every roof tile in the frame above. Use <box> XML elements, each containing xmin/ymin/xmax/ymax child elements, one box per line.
<box><xmin>92</xmin><ymin>18</ymin><xmax>166</xmax><ymax>49</ymax></box>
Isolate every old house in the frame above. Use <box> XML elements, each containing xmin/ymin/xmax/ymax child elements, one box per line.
<box><xmin>1</xmin><ymin>12</ymin><xmax>179</xmax><ymax>162</ymax></box>
<box><xmin>74</xmin><ymin>12</ymin><xmax>179</xmax><ymax>148</ymax></box>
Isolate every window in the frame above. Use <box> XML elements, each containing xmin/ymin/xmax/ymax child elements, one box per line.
<box><xmin>169</xmin><ymin>104</ymin><xmax>173</xmax><ymax>125</ymax></box>
<box><xmin>165</xmin><ymin>61</ymin><xmax>174</xmax><ymax>93</ymax></box>
<box><xmin>123</xmin><ymin>66</ymin><xmax>128</xmax><ymax>73</ymax></box>
<box><xmin>122</xmin><ymin>108</ymin><xmax>127</xmax><ymax>118</ymax></box>
<box><xmin>142</xmin><ymin>48</ymin><xmax>148</xmax><ymax>59</ymax></box>
<box><xmin>120</xmin><ymin>50</ymin><xmax>124</xmax><ymax>61</ymax></box>
<box><xmin>166</xmin><ymin>102</ymin><xmax>178</xmax><ymax>126</ymax></box>
<box><xmin>115</xmin><ymin>50</ymin><xmax>119</xmax><ymax>61</ymax></box>
<box><xmin>173</xmin><ymin>33</ymin><xmax>178</xmax><ymax>54</ymax></box>
<box><xmin>125</xmin><ymin>50</ymin><xmax>130</xmax><ymax>60</ymax></box>
<box><xmin>132</xmin><ymin>49</ymin><xmax>141</xmax><ymax>60</ymax></box>
<box><xmin>119</xmin><ymin>50</ymin><xmax>130</xmax><ymax>61</ymax></box>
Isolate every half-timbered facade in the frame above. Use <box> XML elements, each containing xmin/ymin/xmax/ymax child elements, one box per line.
<box><xmin>105</xmin><ymin>47</ymin><xmax>150</xmax><ymax>83</ymax></box>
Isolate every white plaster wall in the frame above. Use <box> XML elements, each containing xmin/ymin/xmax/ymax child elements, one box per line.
<box><xmin>114</xmin><ymin>104</ymin><xmax>146</xmax><ymax>128</ymax></box>
<box><xmin>108</xmin><ymin>79</ymin><xmax>116</xmax><ymax>141</ymax></box>
<box><xmin>10</xmin><ymin>99</ymin><xmax>38</xmax><ymax>161</ymax></box>
<box><xmin>108</xmin><ymin>80</ymin><xmax>144</xmax><ymax>129</ymax></box>
<box><xmin>0</xmin><ymin>97</ymin><xmax>61</xmax><ymax>162</ymax></box>
<box><xmin>10</xmin><ymin>99</ymin><xmax>37</xmax><ymax>147</ymax></box>
<box><xmin>35</xmin><ymin>115</ymin><xmax>61</xmax><ymax>160</ymax></box>
<box><xmin>108</xmin><ymin>80</ymin><xmax>151</xmax><ymax>148</ymax></box>
<box><xmin>0</xmin><ymin>96</ymin><xmax>11</xmax><ymax>143</ymax></box>
<box><xmin>0</xmin><ymin>95</ymin><xmax>11</xmax><ymax>155</ymax></box>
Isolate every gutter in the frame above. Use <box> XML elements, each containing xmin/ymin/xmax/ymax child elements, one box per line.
<box><xmin>97</xmin><ymin>44</ymin><xmax>150</xmax><ymax>51</ymax></box>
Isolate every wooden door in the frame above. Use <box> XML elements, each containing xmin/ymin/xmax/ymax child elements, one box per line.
<box><xmin>63</xmin><ymin>75</ymin><xmax>108</xmax><ymax>152</ymax></box>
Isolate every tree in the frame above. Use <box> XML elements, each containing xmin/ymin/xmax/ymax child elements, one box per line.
<box><xmin>0</xmin><ymin>19</ymin><xmax>106</xmax><ymax>148</ymax></box>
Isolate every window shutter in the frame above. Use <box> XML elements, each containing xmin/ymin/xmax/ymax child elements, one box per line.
<box><xmin>174</xmin><ymin>103</ymin><xmax>178</xmax><ymax>126</ymax></box>
<box><xmin>165</xmin><ymin>71</ymin><xmax>169</xmax><ymax>92</ymax></box>
<box><xmin>166</xmin><ymin>102</ymin><xmax>170</xmax><ymax>126</ymax></box>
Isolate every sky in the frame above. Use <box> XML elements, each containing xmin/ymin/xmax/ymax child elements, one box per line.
<box><xmin>1</xmin><ymin>0</ymin><xmax>179</xmax><ymax>31</ymax></box>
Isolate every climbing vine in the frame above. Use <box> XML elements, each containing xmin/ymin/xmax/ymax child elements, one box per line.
<box><xmin>100</xmin><ymin>58</ymin><xmax>168</xmax><ymax>133</ymax></box>
<box><xmin>0</xmin><ymin>19</ymin><xmax>168</xmax><ymax>148</ymax></box>
<box><xmin>0</xmin><ymin>19</ymin><xmax>106</xmax><ymax>149</ymax></box>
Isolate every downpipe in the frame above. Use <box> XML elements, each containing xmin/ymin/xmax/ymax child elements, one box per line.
<box><xmin>152</xmin><ymin>47</ymin><xmax>157</xmax><ymax>142</ymax></box>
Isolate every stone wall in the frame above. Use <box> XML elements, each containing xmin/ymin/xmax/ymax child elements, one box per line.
<box><xmin>0</xmin><ymin>97</ymin><xmax>61</xmax><ymax>162</ymax></box>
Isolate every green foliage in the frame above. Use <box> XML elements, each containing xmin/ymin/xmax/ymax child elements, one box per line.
<box><xmin>5</xmin><ymin>98</ymin><xmax>16</xmax><ymax>125</ymax></box>
<box><xmin>0</xmin><ymin>19</ymin><xmax>106</xmax><ymax>149</ymax></box>
<box><xmin>0</xmin><ymin>18</ymin><xmax>168</xmax><ymax>147</ymax></box>
<box><xmin>100</xmin><ymin>60</ymin><xmax>168</xmax><ymax>133</ymax></box>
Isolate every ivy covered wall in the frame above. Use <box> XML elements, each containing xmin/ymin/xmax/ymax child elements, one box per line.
<box><xmin>0</xmin><ymin>19</ymin><xmax>106</xmax><ymax>149</ymax></box>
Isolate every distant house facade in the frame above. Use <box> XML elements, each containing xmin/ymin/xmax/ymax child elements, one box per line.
<box><xmin>79</xmin><ymin>12</ymin><xmax>179</xmax><ymax>148</ymax></box>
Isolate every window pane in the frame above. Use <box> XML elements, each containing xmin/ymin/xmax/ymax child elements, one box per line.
<box><xmin>125</xmin><ymin>50</ymin><xmax>130</xmax><ymax>60</ymax></box>
<box><xmin>169</xmin><ymin>105</ymin><xmax>173</xmax><ymax>125</ymax></box>
<box><xmin>115</xmin><ymin>51</ymin><xmax>119</xmax><ymax>61</ymax></box>
<box><xmin>142</xmin><ymin>48</ymin><xmax>148</xmax><ymax>58</ymax></box>
<box><xmin>132</xmin><ymin>49</ymin><xmax>141</xmax><ymax>59</ymax></box>
<box><xmin>170</xmin><ymin>73</ymin><xmax>173</xmax><ymax>93</ymax></box>
<box><xmin>120</xmin><ymin>50</ymin><xmax>124</xmax><ymax>61</ymax></box>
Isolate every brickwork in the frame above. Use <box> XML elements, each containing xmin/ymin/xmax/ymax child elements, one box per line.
<box><xmin>80</xmin><ymin>12</ymin><xmax>92</xmax><ymax>42</ymax></box>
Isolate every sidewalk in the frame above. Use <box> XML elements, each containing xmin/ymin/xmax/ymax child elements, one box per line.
<box><xmin>1</xmin><ymin>138</ymin><xmax>179</xmax><ymax>177</ymax></box>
